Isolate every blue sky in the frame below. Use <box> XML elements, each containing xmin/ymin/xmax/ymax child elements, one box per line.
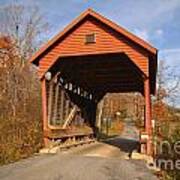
<box><xmin>1</xmin><ymin>0</ymin><xmax>180</xmax><ymax>70</ymax></box>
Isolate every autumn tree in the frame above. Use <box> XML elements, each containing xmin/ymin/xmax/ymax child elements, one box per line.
<box><xmin>0</xmin><ymin>3</ymin><xmax>49</xmax><ymax>62</ymax></box>
<box><xmin>153</xmin><ymin>61</ymin><xmax>180</xmax><ymax>179</ymax></box>
<box><xmin>0</xmin><ymin>3</ymin><xmax>49</xmax><ymax>164</ymax></box>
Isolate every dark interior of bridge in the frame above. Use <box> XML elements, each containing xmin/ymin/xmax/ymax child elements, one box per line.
<box><xmin>46</xmin><ymin>52</ymin><xmax>147</xmax><ymax>134</ymax></box>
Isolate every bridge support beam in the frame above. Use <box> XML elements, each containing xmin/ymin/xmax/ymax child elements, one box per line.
<box><xmin>41</xmin><ymin>78</ymin><xmax>49</xmax><ymax>146</ymax></box>
<box><xmin>144</xmin><ymin>78</ymin><xmax>152</xmax><ymax>155</ymax></box>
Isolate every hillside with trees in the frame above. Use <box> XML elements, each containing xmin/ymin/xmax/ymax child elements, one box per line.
<box><xmin>0</xmin><ymin>4</ymin><xmax>48</xmax><ymax>164</ymax></box>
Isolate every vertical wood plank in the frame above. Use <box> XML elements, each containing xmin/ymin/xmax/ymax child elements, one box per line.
<box><xmin>96</xmin><ymin>99</ymin><xmax>104</xmax><ymax>131</ymax></box>
<box><xmin>65</xmin><ymin>99</ymin><xmax>70</xmax><ymax>119</ymax></box>
<box><xmin>53</xmin><ymin>82</ymin><xmax>60</xmax><ymax>125</ymax></box>
<box><xmin>41</xmin><ymin>78</ymin><xmax>49</xmax><ymax>146</ymax></box>
<box><xmin>144</xmin><ymin>78</ymin><xmax>152</xmax><ymax>134</ymax></box>
<box><xmin>47</xmin><ymin>82</ymin><xmax>54</xmax><ymax>125</ymax></box>
<box><xmin>144</xmin><ymin>78</ymin><xmax>152</xmax><ymax>155</ymax></box>
<box><xmin>41</xmin><ymin>78</ymin><xmax>48</xmax><ymax>130</ymax></box>
<box><xmin>60</xmin><ymin>87</ymin><xmax>65</xmax><ymax>122</ymax></box>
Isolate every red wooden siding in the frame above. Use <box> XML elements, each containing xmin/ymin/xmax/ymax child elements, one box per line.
<box><xmin>39</xmin><ymin>17</ymin><xmax>149</xmax><ymax>78</ymax></box>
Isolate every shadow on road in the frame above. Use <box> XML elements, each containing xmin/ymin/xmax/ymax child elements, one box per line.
<box><xmin>96</xmin><ymin>120</ymin><xmax>140</xmax><ymax>158</ymax></box>
<box><xmin>102</xmin><ymin>137</ymin><xmax>140</xmax><ymax>158</ymax></box>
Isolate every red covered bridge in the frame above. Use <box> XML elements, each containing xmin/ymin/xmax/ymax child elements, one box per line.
<box><xmin>30</xmin><ymin>9</ymin><xmax>158</xmax><ymax>155</ymax></box>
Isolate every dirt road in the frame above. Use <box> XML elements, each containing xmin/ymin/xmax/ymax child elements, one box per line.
<box><xmin>0</xmin><ymin>121</ymin><xmax>158</xmax><ymax>180</ymax></box>
<box><xmin>0</xmin><ymin>142</ymin><xmax>157</xmax><ymax>180</ymax></box>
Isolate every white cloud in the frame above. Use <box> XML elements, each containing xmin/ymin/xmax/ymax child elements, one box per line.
<box><xmin>101</xmin><ymin>0</ymin><xmax>180</xmax><ymax>31</ymax></box>
<box><xmin>159</xmin><ymin>48</ymin><xmax>180</xmax><ymax>77</ymax></box>
<box><xmin>159</xmin><ymin>48</ymin><xmax>180</xmax><ymax>107</ymax></box>
<box><xmin>160</xmin><ymin>49</ymin><xmax>180</xmax><ymax>65</ymax></box>
<box><xmin>132</xmin><ymin>28</ymin><xmax>164</xmax><ymax>45</ymax></box>
<box><xmin>155</xmin><ymin>29</ymin><xmax>163</xmax><ymax>36</ymax></box>
<box><xmin>133</xmin><ymin>29</ymin><xmax>150</xmax><ymax>42</ymax></box>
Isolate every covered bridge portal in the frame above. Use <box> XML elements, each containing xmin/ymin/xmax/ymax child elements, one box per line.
<box><xmin>30</xmin><ymin>9</ymin><xmax>157</xmax><ymax>155</ymax></box>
